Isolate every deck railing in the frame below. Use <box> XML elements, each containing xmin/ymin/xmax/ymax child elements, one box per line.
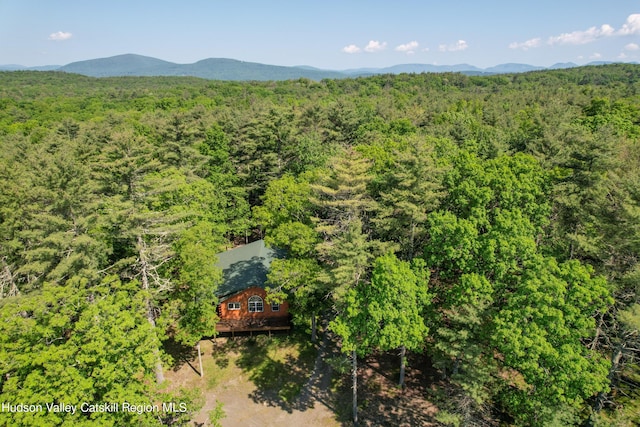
<box><xmin>215</xmin><ymin>317</ymin><xmax>291</xmax><ymax>333</ymax></box>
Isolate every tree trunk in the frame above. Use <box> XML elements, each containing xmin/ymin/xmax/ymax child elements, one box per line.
<box><xmin>197</xmin><ymin>342</ymin><xmax>204</xmax><ymax>378</ymax></box>
<box><xmin>147</xmin><ymin>307</ymin><xmax>165</xmax><ymax>383</ymax></box>
<box><xmin>408</xmin><ymin>222</ymin><xmax>416</xmax><ymax>260</ymax></box>
<box><xmin>399</xmin><ymin>345</ymin><xmax>406</xmax><ymax>388</ymax></box>
<box><xmin>453</xmin><ymin>357</ymin><xmax>461</xmax><ymax>376</ymax></box>
<box><xmin>138</xmin><ymin>235</ymin><xmax>165</xmax><ymax>384</ymax></box>
<box><xmin>0</xmin><ymin>260</ymin><xmax>17</xmax><ymax>299</ymax></box>
<box><xmin>154</xmin><ymin>358</ymin><xmax>165</xmax><ymax>384</ymax></box>
<box><xmin>590</xmin><ymin>312</ymin><xmax>604</xmax><ymax>350</ymax></box>
<box><xmin>311</xmin><ymin>313</ymin><xmax>317</xmax><ymax>342</ymax></box>
<box><xmin>352</xmin><ymin>349</ymin><xmax>358</xmax><ymax>426</ymax></box>
<box><xmin>569</xmin><ymin>223</ymin><xmax>578</xmax><ymax>260</ymax></box>
<box><xmin>144</xmin><ymin>289</ymin><xmax>165</xmax><ymax>384</ymax></box>
<box><xmin>594</xmin><ymin>343</ymin><xmax>625</xmax><ymax>412</ymax></box>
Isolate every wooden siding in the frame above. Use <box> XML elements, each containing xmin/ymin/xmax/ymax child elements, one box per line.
<box><xmin>218</xmin><ymin>286</ymin><xmax>289</xmax><ymax>321</ymax></box>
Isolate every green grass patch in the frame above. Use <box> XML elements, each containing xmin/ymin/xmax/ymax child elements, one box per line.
<box><xmin>229</xmin><ymin>332</ymin><xmax>317</xmax><ymax>403</ymax></box>
<box><xmin>205</xmin><ymin>351</ymin><xmax>235</xmax><ymax>390</ymax></box>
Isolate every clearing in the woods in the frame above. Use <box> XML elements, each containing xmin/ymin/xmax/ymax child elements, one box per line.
<box><xmin>164</xmin><ymin>329</ymin><xmax>441</xmax><ymax>427</ymax></box>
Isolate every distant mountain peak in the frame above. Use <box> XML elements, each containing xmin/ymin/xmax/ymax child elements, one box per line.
<box><xmin>1</xmin><ymin>54</ymin><xmax>634</xmax><ymax>80</ymax></box>
<box><xmin>549</xmin><ymin>62</ymin><xmax>579</xmax><ymax>69</ymax></box>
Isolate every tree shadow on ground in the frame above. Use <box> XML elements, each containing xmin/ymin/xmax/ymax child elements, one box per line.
<box><xmin>210</xmin><ymin>338</ymin><xmax>230</xmax><ymax>370</ymax></box>
<box><xmin>229</xmin><ymin>331</ymin><xmax>327</xmax><ymax>414</ymax></box>
<box><xmin>334</xmin><ymin>351</ymin><xmax>441</xmax><ymax>427</ymax></box>
<box><xmin>163</xmin><ymin>338</ymin><xmax>199</xmax><ymax>374</ymax></box>
<box><xmin>294</xmin><ymin>329</ymin><xmax>341</xmax><ymax>415</ymax></box>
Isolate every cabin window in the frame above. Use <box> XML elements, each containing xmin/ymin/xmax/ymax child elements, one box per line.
<box><xmin>271</xmin><ymin>302</ymin><xmax>280</xmax><ymax>312</ymax></box>
<box><xmin>227</xmin><ymin>302</ymin><xmax>240</xmax><ymax>310</ymax></box>
<box><xmin>248</xmin><ymin>295</ymin><xmax>263</xmax><ymax>312</ymax></box>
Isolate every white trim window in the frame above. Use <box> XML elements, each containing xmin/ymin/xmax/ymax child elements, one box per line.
<box><xmin>227</xmin><ymin>302</ymin><xmax>241</xmax><ymax>310</ymax></box>
<box><xmin>271</xmin><ymin>302</ymin><xmax>280</xmax><ymax>312</ymax></box>
<box><xmin>248</xmin><ymin>295</ymin><xmax>264</xmax><ymax>312</ymax></box>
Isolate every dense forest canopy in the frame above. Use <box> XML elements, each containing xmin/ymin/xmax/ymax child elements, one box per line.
<box><xmin>0</xmin><ymin>65</ymin><xmax>639</xmax><ymax>426</ymax></box>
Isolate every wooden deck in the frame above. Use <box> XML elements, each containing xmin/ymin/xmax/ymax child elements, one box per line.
<box><xmin>215</xmin><ymin>318</ymin><xmax>291</xmax><ymax>336</ymax></box>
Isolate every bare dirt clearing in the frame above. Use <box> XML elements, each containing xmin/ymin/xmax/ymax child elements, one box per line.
<box><xmin>164</xmin><ymin>332</ymin><xmax>339</xmax><ymax>427</ymax></box>
<box><xmin>356</xmin><ymin>352</ymin><xmax>439</xmax><ymax>426</ymax></box>
<box><xmin>164</xmin><ymin>331</ymin><xmax>440</xmax><ymax>427</ymax></box>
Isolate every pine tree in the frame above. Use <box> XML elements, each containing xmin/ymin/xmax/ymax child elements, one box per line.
<box><xmin>254</xmin><ymin>173</ymin><xmax>325</xmax><ymax>338</ymax></box>
<box><xmin>311</xmin><ymin>150</ymin><xmax>381</xmax><ymax>425</ymax></box>
<box><xmin>372</xmin><ymin>136</ymin><xmax>445</xmax><ymax>260</ymax></box>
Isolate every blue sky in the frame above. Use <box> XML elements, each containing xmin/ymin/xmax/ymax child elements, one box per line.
<box><xmin>1</xmin><ymin>1</ymin><xmax>639</xmax><ymax>69</ymax></box>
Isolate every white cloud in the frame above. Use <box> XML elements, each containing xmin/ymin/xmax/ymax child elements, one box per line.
<box><xmin>48</xmin><ymin>31</ymin><xmax>72</xmax><ymax>41</ymax></box>
<box><xmin>439</xmin><ymin>40</ymin><xmax>468</xmax><ymax>52</ymax></box>
<box><xmin>589</xmin><ymin>52</ymin><xmax>602</xmax><ymax>59</ymax></box>
<box><xmin>342</xmin><ymin>40</ymin><xmax>388</xmax><ymax>54</ymax></box>
<box><xmin>548</xmin><ymin>24</ymin><xmax>614</xmax><ymax>45</ymax></box>
<box><xmin>618</xmin><ymin>14</ymin><xmax>640</xmax><ymax>35</ymax></box>
<box><xmin>509</xmin><ymin>37</ymin><xmax>542</xmax><ymax>50</ymax></box>
<box><xmin>364</xmin><ymin>40</ymin><xmax>387</xmax><ymax>53</ymax></box>
<box><xmin>625</xmin><ymin>42</ymin><xmax>640</xmax><ymax>51</ymax></box>
<box><xmin>509</xmin><ymin>14</ymin><xmax>640</xmax><ymax>50</ymax></box>
<box><xmin>342</xmin><ymin>44</ymin><xmax>361</xmax><ymax>54</ymax></box>
<box><xmin>396</xmin><ymin>41</ymin><xmax>419</xmax><ymax>54</ymax></box>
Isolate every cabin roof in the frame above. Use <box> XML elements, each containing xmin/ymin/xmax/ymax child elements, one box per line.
<box><xmin>214</xmin><ymin>240</ymin><xmax>285</xmax><ymax>299</ymax></box>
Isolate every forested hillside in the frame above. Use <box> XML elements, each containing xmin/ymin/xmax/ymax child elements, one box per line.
<box><xmin>0</xmin><ymin>65</ymin><xmax>639</xmax><ymax>426</ymax></box>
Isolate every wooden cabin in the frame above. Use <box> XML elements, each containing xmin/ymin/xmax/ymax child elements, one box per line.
<box><xmin>214</xmin><ymin>240</ymin><xmax>290</xmax><ymax>335</ymax></box>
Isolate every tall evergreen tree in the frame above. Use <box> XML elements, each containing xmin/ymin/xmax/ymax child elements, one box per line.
<box><xmin>372</xmin><ymin>136</ymin><xmax>445</xmax><ymax>260</ymax></box>
<box><xmin>311</xmin><ymin>150</ymin><xmax>381</xmax><ymax>425</ymax></box>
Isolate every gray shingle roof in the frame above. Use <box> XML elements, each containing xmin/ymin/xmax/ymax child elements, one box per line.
<box><xmin>214</xmin><ymin>240</ymin><xmax>285</xmax><ymax>299</ymax></box>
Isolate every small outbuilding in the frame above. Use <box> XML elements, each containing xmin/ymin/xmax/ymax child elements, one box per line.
<box><xmin>214</xmin><ymin>240</ymin><xmax>290</xmax><ymax>335</ymax></box>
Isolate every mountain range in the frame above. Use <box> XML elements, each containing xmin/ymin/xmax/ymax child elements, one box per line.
<box><xmin>0</xmin><ymin>53</ymin><xmax>625</xmax><ymax>81</ymax></box>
